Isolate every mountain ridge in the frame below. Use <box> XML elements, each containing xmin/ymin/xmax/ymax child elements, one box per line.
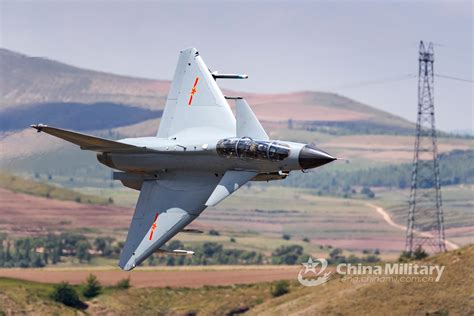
<box><xmin>0</xmin><ymin>48</ymin><xmax>413</xmax><ymax>129</ymax></box>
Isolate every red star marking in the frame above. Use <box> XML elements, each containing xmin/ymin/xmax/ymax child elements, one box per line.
<box><xmin>148</xmin><ymin>213</ymin><xmax>159</xmax><ymax>240</ymax></box>
<box><xmin>188</xmin><ymin>77</ymin><xmax>199</xmax><ymax>106</ymax></box>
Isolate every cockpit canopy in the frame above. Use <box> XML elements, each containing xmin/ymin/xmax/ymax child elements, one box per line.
<box><xmin>216</xmin><ymin>137</ymin><xmax>290</xmax><ymax>161</ymax></box>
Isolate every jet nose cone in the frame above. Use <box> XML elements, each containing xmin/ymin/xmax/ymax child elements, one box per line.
<box><xmin>298</xmin><ymin>145</ymin><xmax>336</xmax><ymax>169</ymax></box>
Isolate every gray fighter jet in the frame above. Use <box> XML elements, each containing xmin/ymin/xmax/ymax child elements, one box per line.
<box><xmin>31</xmin><ymin>48</ymin><xmax>336</xmax><ymax>270</ymax></box>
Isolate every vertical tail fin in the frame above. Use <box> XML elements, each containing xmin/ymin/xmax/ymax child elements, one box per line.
<box><xmin>157</xmin><ymin>48</ymin><xmax>236</xmax><ymax>140</ymax></box>
<box><xmin>235</xmin><ymin>98</ymin><xmax>269</xmax><ymax>140</ymax></box>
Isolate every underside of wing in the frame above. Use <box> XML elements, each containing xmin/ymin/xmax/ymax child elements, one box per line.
<box><xmin>119</xmin><ymin>172</ymin><xmax>220</xmax><ymax>270</ymax></box>
<box><xmin>31</xmin><ymin>124</ymin><xmax>155</xmax><ymax>153</ymax></box>
<box><xmin>119</xmin><ymin>170</ymin><xmax>257</xmax><ymax>270</ymax></box>
<box><xmin>156</xmin><ymin>48</ymin><xmax>236</xmax><ymax>140</ymax></box>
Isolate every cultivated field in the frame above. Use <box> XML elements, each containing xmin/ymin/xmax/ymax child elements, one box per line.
<box><xmin>0</xmin><ymin>188</ymin><xmax>131</xmax><ymax>238</ymax></box>
<box><xmin>2</xmin><ymin>180</ymin><xmax>471</xmax><ymax>261</ymax></box>
<box><xmin>1</xmin><ymin>246</ymin><xmax>472</xmax><ymax>315</ymax></box>
<box><xmin>0</xmin><ymin>265</ymin><xmax>300</xmax><ymax>288</ymax></box>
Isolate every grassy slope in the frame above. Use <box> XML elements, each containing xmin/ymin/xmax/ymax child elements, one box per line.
<box><xmin>0</xmin><ymin>171</ymin><xmax>109</xmax><ymax>205</ymax></box>
<box><xmin>376</xmin><ymin>185</ymin><xmax>474</xmax><ymax>246</ymax></box>
<box><xmin>248</xmin><ymin>245</ymin><xmax>474</xmax><ymax>316</ymax></box>
<box><xmin>1</xmin><ymin>245</ymin><xmax>472</xmax><ymax>315</ymax></box>
<box><xmin>0</xmin><ymin>278</ymin><xmax>77</xmax><ymax>315</ymax></box>
<box><xmin>0</xmin><ymin>276</ymin><xmax>275</xmax><ymax>315</ymax></box>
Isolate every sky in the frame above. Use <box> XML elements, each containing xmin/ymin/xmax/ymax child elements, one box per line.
<box><xmin>1</xmin><ymin>0</ymin><xmax>472</xmax><ymax>132</ymax></box>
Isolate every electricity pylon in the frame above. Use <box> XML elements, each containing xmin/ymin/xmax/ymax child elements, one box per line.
<box><xmin>405</xmin><ymin>41</ymin><xmax>446</xmax><ymax>253</ymax></box>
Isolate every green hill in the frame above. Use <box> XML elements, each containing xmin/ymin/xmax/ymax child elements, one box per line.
<box><xmin>0</xmin><ymin>48</ymin><xmax>169</xmax><ymax>110</ymax></box>
<box><xmin>0</xmin><ymin>171</ymin><xmax>109</xmax><ymax>204</ymax></box>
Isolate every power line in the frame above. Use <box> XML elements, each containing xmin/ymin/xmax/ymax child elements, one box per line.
<box><xmin>435</xmin><ymin>74</ymin><xmax>473</xmax><ymax>83</ymax></box>
<box><xmin>327</xmin><ymin>73</ymin><xmax>472</xmax><ymax>91</ymax></box>
<box><xmin>328</xmin><ymin>74</ymin><xmax>417</xmax><ymax>91</ymax></box>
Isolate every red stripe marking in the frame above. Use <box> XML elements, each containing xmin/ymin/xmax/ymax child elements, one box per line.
<box><xmin>148</xmin><ymin>213</ymin><xmax>159</xmax><ymax>240</ymax></box>
<box><xmin>188</xmin><ymin>77</ymin><xmax>199</xmax><ymax>106</ymax></box>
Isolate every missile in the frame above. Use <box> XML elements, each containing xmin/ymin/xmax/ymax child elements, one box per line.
<box><xmin>211</xmin><ymin>71</ymin><xmax>248</xmax><ymax>79</ymax></box>
<box><xmin>156</xmin><ymin>249</ymin><xmax>195</xmax><ymax>256</ymax></box>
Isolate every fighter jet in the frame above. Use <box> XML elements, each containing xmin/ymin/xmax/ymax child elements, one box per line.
<box><xmin>31</xmin><ymin>48</ymin><xmax>336</xmax><ymax>270</ymax></box>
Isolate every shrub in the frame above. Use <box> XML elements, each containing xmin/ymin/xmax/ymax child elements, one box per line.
<box><xmin>398</xmin><ymin>246</ymin><xmax>428</xmax><ymax>262</ymax></box>
<box><xmin>51</xmin><ymin>282</ymin><xmax>84</xmax><ymax>308</ymax></box>
<box><xmin>271</xmin><ymin>280</ymin><xmax>289</xmax><ymax>297</ymax></box>
<box><xmin>413</xmin><ymin>246</ymin><xmax>428</xmax><ymax>260</ymax></box>
<box><xmin>116</xmin><ymin>277</ymin><xmax>131</xmax><ymax>289</ymax></box>
<box><xmin>230</xmin><ymin>237</ymin><xmax>236</xmax><ymax>243</ymax></box>
<box><xmin>282</xmin><ymin>234</ymin><xmax>291</xmax><ymax>240</ymax></box>
<box><xmin>361</xmin><ymin>186</ymin><xmax>375</xmax><ymax>198</ymax></box>
<box><xmin>272</xmin><ymin>245</ymin><xmax>304</xmax><ymax>265</ymax></box>
<box><xmin>398</xmin><ymin>251</ymin><xmax>412</xmax><ymax>262</ymax></box>
<box><xmin>208</xmin><ymin>229</ymin><xmax>220</xmax><ymax>236</ymax></box>
<box><xmin>83</xmin><ymin>274</ymin><xmax>102</xmax><ymax>298</ymax></box>
<box><xmin>329</xmin><ymin>248</ymin><xmax>342</xmax><ymax>258</ymax></box>
<box><xmin>302</xmin><ymin>237</ymin><xmax>310</xmax><ymax>243</ymax></box>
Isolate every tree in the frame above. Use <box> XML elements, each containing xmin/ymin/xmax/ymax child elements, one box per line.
<box><xmin>413</xmin><ymin>246</ymin><xmax>428</xmax><ymax>260</ymax></box>
<box><xmin>167</xmin><ymin>240</ymin><xmax>184</xmax><ymax>251</ymax></box>
<box><xmin>94</xmin><ymin>237</ymin><xmax>107</xmax><ymax>254</ymax></box>
<box><xmin>32</xmin><ymin>255</ymin><xmax>45</xmax><ymax>267</ymax></box>
<box><xmin>329</xmin><ymin>248</ymin><xmax>342</xmax><ymax>258</ymax></box>
<box><xmin>272</xmin><ymin>245</ymin><xmax>304</xmax><ymax>265</ymax></box>
<box><xmin>83</xmin><ymin>274</ymin><xmax>102</xmax><ymax>298</ymax></box>
<box><xmin>328</xmin><ymin>248</ymin><xmax>345</xmax><ymax>264</ymax></box>
<box><xmin>361</xmin><ymin>187</ymin><xmax>375</xmax><ymax>198</ymax></box>
<box><xmin>51</xmin><ymin>282</ymin><xmax>84</xmax><ymax>308</ymax></box>
<box><xmin>94</xmin><ymin>237</ymin><xmax>114</xmax><ymax>257</ymax></box>
<box><xmin>202</xmin><ymin>242</ymin><xmax>223</xmax><ymax>258</ymax></box>
<box><xmin>287</xmin><ymin>119</ymin><xmax>293</xmax><ymax>130</ymax></box>
<box><xmin>271</xmin><ymin>280</ymin><xmax>290</xmax><ymax>297</ymax></box>
<box><xmin>208</xmin><ymin>229</ymin><xmax>220</xmax><ymax>236</ymax></box>
<box><xmin>365</xmin><ymin>255</ymin><xmax>380</xmax><ymax>263</ymax></box>
<box><xmin>398</xmin><ymin>246</ymin><xmax>428</xmax><ymax>262</ymax></box>
<box><xmin>76</xmin><ymin>240</ymin><xmax>91</xmax><ymax>262</ymax></box>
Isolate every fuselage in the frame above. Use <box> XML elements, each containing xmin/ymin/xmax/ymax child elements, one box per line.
<box><xmin>97</xmin><ymin>136</ymin><xmax>336</xmax><ymax>181</ymax></box>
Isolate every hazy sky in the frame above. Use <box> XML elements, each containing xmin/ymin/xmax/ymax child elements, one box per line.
<box><xmin>1</xmin><ymin>0</ymin><xmax>472</xmax><ymax>132</ymax></box>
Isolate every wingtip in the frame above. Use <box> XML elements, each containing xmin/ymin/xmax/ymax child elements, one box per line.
<box><xmin>118</xmin><ymin>262</ymin><xmax>136</xmax><ymax>271</ymax></box>
<box><xmin>31</xmin><ymin>123</ymin><xmax>47</xmax><ymax>132</ymax></box>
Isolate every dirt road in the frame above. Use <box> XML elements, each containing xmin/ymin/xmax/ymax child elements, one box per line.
<box><xmin>366</xmin><ymin>203</ymin><xmax>459</xmax><ymax>250</ymax></box>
